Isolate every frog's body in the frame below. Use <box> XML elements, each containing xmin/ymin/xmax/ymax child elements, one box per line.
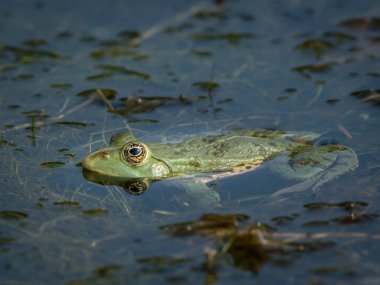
<box><xmin>82</xmin><ymin>130</ymin><xmax>358</xmax><ymax>196</ymax></box>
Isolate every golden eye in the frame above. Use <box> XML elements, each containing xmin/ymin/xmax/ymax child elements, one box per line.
<box><xmin>122</xmin><ymin>142</ymin><xmax>148</xmax><ymax>165</ymax></box>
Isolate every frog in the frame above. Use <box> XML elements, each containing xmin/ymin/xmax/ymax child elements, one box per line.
<box><xmin>82</xmin><ymin>130</ymin><xmax>358</xmax><ymax>207</ymax></box>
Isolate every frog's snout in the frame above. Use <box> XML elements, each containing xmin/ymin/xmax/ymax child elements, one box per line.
<box><xmin>82</xmin><ymin>154</ymin><xmax>95</xmax><ymax>171</ymax></box>
<box><xmin>83</xmin><ymin>150</ymin><xmax>112</xmax><ymax>172</ymax></box>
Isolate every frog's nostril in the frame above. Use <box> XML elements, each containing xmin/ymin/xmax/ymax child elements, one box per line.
<box><xmin>101</xmin><ymin>151</ymin><xmax>110</xmax><ymax>159</ymax></box>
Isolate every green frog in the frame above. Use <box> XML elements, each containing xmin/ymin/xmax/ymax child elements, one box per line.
<box><xmin>82</xmin><ymin>130</ymin><xmax>358</xmax><ymax>205</ymax></box>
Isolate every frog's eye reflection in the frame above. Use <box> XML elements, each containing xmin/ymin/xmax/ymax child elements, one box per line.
<box><xmin>122</xmin><ymin>180</ymin><xmax>148</xmax><ymax>195</ymax></box>
<box><xmin>122</xmin><ymin>142</ymin><xmax>147</xmax><ymax>165</ymax></box>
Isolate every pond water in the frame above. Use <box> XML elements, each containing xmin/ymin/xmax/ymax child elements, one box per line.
<box><xmin>1</xmin><ymin>0</ymin><xmax>380</xmax><ymax>284</ymax></box>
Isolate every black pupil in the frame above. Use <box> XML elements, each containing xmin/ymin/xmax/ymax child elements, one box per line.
<box><xmin>129</xmin><ymin>147</ymin><xmax>141</xmax><ymax>156</ymax></box>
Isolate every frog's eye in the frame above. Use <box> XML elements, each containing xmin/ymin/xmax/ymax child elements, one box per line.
<box><xmin>122</xmin><ymin>142</ymin><xmax>148</xmax><ymax>165</ymax></box>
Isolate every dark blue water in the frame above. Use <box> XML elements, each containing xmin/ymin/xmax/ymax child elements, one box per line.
<box><xmin>1</xmin><ymin>0</ymin><xmax>380</xmax><ymax>284</ymax></box>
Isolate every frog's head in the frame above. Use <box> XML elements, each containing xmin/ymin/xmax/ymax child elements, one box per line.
<box><xmin>82</xmin><ymin>132</ymin><xmax>171</xmax><ymax>179</ymax></box>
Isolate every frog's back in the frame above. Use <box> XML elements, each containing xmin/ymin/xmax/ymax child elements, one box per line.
<box><xmin>149</xmin><ymin>133</ymin><xmax>298</xmax><ymax>174</ymax></box>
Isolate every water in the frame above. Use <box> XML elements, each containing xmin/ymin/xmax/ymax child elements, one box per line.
<box><xmin>1</xmin><ymin>0</ymin><xmax>380</xmax><ymax>284</ymax></box>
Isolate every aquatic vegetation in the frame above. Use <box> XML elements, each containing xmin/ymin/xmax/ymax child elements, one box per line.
<box><xmin>0</xmin><ymin>45</ymin><xmax>67</xmax><ymax>63</ymax></box>
<box><xmin>192</xmin><ymin>81</ymin><xmax>219</xmax><ymax>92</ymax></box>
<box><xmin>81</xmin><ymin>209</ymin><xmax>108</xmax><ymax>215</ymax></box>
<box><xmin>53</xmin><ymin>201</ymin><xmax>80</xmax><ymax>206</ymax></box>
<box><xmin>88</xmin><ymin>29</ymin><xmax>149</xmax><ymax>60</ymax></box>
<box><xmin>0</xmin><ymin>1</ymin><xmax>379</xmax><ymax>284</ymax></box>
<box><xmin>40</xmin><ymin>161</ymin><xmax>65</xmax><ymax>168</ymax></box>
<box><xmin>49</xmin><ymin>83</ymin><xmax>73</xmax><ymax>90</ymax></box>
<box><xmin>0</xmin><ymin>211</ymin><xmax>28</xmax><ymax>219</ymax></box>
<box><xmin>291</xmin><ymin>62</ymin><xmax>335</xmax><ymax>78</ymax></box>
<box><xmin>192</xmin><ymin>9</ymin><xmax>226</xmax><ymax>20</ymax></box>
<box><xmin>303</xmin><ymin>201</ymin><xmax>376</xmax><ymax>226</ymax></box>
<box><xmin>339</xmin><ymin>17</ymin><xmax>380</xmax><ymax>31</ymax></box>
<box><xmin>295</xmin><ymin>39</ymin><xmax>335</xmax><ymax>59</ymax></box>
<box><xmin>350</xmin><ymin>89</ymin><xmax>380</xmax><ymax>106</ymax></box>
<box><xmin>304</xmin><ymin>201</ymin><xmax>368</xmax><ymax>210</ymax></box>
<box><xmin>52</xmin><ymin>121</ymin><xmax>90</xmax><ymax>127</ymax></box>
<box><xmin>161</xmin><ymin>213</ymin><xmax>336</xmax><ymax>274</ymax></box>
<box><xmin>76</xmin><ymin>88</ymin><xmax>117</xmax><ymax>99</ymax></box>
<box><xmin>0</xmin><ymin>237</ymin><xmax>17</xmax><ymax>245</ymax></box>
<box><xmin>190</xmin><ymin>49</ymin><xmax>213</xmax><ymax>57</ymax></box>
<box><xmin>94</xmin><ymin>64</ymin><xmax>150</xmax><ymax>80</ymax></box>
<box><xmin>326</xmin><ymin>98</ymin><xmax>340</xmax><ymax>105</ymax></box>
<box><xmin>192</xmin><ymin>32</ymin><xmax>254</xmax><ymax>43</ymax></box>
<box><xmin>22</xmin><ymin>38</ymin><xmax>47</xmax><ymax>47</ymax></box>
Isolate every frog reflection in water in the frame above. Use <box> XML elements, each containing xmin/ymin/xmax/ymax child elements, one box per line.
<box><xmin>82</xmin><ymin>130</ymin><xmax>358</xmax><ymax>207</ymax></box>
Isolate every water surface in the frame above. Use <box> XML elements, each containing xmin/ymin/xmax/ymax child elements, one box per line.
<box><xmin>1</xmin><ymin>0</ymin><xmax>380</xmax><ymax>284</ymax></box>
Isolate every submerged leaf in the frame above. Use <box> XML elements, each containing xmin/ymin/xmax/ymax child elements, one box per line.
<box><xmin>76</xmin><ymin>88</ymin><xmax>117</xmax><ymax>99</ymax></box>
<box><xmin>192</xmin><ymin>81</ymin><xmax>219</xmax><ymax>91</ymax></box>
<box><xmin>160</xmin><ymin>213</ymin><xmax>250</xmax><ymax>236</ymax></box>
<box><xmin>52</xmin><ymin>121</ymin><xmax>89</xmax><ymax>127</ymax></box>
<box><xmin>1</xmin><ymin>45</ymin><xmax>67</xmax><ymax>63</ymax></box>
<box><xmin>81</xmin><ymin>209</ymin><xmax>108</xmax><ymax>215</ymax></box>
<box><xmin>292</xmin><ymin>62</ymin><xmax>334</xmax><ymax>77</ymax></box>
<box><xmin>94</xmin><ymin>264</ymin><xmax>123</xmax><ymax>278</ymax></box>
<box><xmin>22</xmin><ymin>38</ymin><xmax>48</xmax><ymax>47</ymax></box>
<box><xmin>0</xmin><ymin>211</ymin><xmax>28</xmax><ymax>219</ymax></box>
<box><xmin>339</xmin><ymin>17</ymin><xmax>380</xmax><ymax>31</ymax></box>
<box><xmin>86</xmin><ymin>73</ymin><xmax>113</xmax><ymax>80</ymax></box>
<box><xmin>0</xmin><ymin>237</ymin><xmax>17</xmax><ymax>244</ymax></box>
<box><xmin>96</xmin><ymin>65</ymin><xmax>150</xmax><ymax>80</ymax></box>
<box><xmin>49</xmin><ymin>83</ymin><xmax>73</xmax><ymax>89</ymax></box>
<box><xmin>53</xmin><ymin>201</ymin><xmax>80</xmax><ymax>206</ymax></box>
<box><xmin>295</xmin><ymin>39</ymin><xmax>335</xmax><ymax>59</ymax></box>
<box><xmin>192</xmin><ymin>32</ymin><xmax>254</xmax><ymax>43</ymax></box>
<box><xmin>40</xmin><ymin>161</ymin><xmax>65</xmax><ymax>168</ymax></box>
<box><xmin>350</xmin><ymin>89</ymin><xmax>380</xmax><ymax>105</ymax></box>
